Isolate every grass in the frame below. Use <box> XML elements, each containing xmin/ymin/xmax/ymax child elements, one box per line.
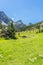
<box><xmin>0</xmin><ymin>32</ymin><xmax>43</xmax><ymax>65</ymax></box>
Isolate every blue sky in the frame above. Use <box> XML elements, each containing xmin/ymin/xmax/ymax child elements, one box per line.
<box><xmin>0</xmin><ymin>0</ymin><xmax>43</xmax><ymax>24</ymax></box>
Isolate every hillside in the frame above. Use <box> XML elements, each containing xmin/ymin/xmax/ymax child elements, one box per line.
<box><xmin>26</xmin><ymin>21</ymin><xmax>43</xmax><ymax>31</ymax></box>
<box><xmin>0</xmin><ymin>32</ymin><xmax>43</xmax><ymax>65</ymax></box>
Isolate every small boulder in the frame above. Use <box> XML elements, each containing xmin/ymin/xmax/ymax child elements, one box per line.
<box><xmin>0</xmin><ymin>54</ymin><xmax>3</xmax><ymax>58</ymax></box>
<box><xmin>39</xmin><ymin>54</ymin><xmax>43</xmax><ymax>58</ymax></box>
<box><xmin>29</xmin><ymin>57</ymin><xmax>37</xmax><ymax>62</ymax></box>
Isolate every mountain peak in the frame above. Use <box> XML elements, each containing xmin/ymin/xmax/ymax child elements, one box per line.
<box><xmin>0</xmin><ymin>11</ymin><xmax>13</xmax><ymax>24</ymax></box>
<box><xmin>0</xmin><ymin>11</ymin><xmax>4</xmax><ymax>13</ymax></box>
<box><xmin>0</xmin><ymin>11</ymin><xmax>5</xmax><ymax>15</ymax></box>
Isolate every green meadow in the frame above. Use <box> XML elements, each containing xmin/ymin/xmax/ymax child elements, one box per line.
<box><xmin>0</xmin><ymin>32</ymin><xmax>43</xmax><ymax>65</ymax></box>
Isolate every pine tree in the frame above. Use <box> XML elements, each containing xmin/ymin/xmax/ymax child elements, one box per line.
<box><xmin>5</xmin><ymin>21</ymin><xmax>16</xmax><ymax>39</ymax></box>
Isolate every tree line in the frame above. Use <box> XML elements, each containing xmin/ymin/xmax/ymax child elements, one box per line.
<box><xmin>0</xmin><ymin>20</ymin><xmax>43</xmax><ymax>39</ymax></box>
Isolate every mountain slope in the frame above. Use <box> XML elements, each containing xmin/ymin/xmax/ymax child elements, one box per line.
<box><xmin>0</xmin><ymin>11</ymin><xmax>26</xmax><ymax>31</ymax></box>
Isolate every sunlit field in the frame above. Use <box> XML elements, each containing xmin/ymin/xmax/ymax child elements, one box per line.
<box><xmin>0</xmin><ymin>32</ymin><xmax>43</xmax><ymax>65</ymax></box>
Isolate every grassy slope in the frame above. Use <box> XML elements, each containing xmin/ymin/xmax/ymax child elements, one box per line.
<box><xmin>0</xmin><ymin>32</ymin><xmax>43</xmax><ymax>65</ymax></box>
